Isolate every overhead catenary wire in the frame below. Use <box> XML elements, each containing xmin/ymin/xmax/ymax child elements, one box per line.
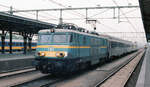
<box><xmin>89</xmin><ymin>9</ymin><xmax>111</xmax><ymax>18</ymax></box>
<box><xmin>33</xmin><ymin>6</ymin><xmax>140</xmax><ymax>21</ymax></box>
<box><xmin>119</xmin><ymin>8</ymin><xmax>139</xmax><ymax>17</ymax></box>
<box><xmin>40</xmin><ymin>11</ymin><xmax>58</xmax><ymax>18</ymax></box>
<box><xmin>0</xmin><ymin>3</ymin><xmax>11</xmax><ymax>8</ymax></box>
<box><xmin>99</xmin><ymin>22</ymin><xmax>120</xmax><ymax>32</ymax></box>
<box><xmin>39</xmin><ymin>17</ymin><xmax>140</xmax><ymax>21</ymax></box>
<box><xmin>39</xmin><ymin>7</ymin><xmax>140</xmax><ymax>21</ymax></box>
<box><xmin>112</xmin><ymin>0</ymin><xmax>137</xmax><ymax>33</ymax></box>
<box><xmin>47</xmin><ymin>0</ymin><xmax>86</xmax><ymax>18</ymax></box>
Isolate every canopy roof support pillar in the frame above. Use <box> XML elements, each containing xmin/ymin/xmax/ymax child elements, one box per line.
<box><xmin>22</xmin><ymin>32</ymin><xmax>28</xmax><ymax>54</ymax></box>
<box><xmin>1</xmin><ymin>30</ymin><xmax>7</xmax><ymax>54</ymax></box>
<box><xmin>28</xmin><ymin>33</ymin><xmax>34</xmax><ymax>52</ymax></box>
<box><xmin>9</xmin><ymin>30</ymin><xmax>12</xmax><ymax>54</ymax></box>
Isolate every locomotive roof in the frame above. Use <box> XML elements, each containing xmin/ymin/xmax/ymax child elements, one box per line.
<box><xmin>39</xmin><ymin>29</ymin><xmax>133</xmax><ymax>45</ymax></box>
<box><xmin>39</xmin><ymin>29</ymin><xmax>109</xmax><ymax>39</ymax></box>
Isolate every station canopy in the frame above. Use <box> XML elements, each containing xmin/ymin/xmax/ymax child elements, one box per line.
<box><xmin>0</xmin><ymin>12</ymin><xmax>56</xmax><ymax>34</ymax></box>
<box><xmin>139</xmin><ymin>0</ymin><xmax>150</xmax><ymax>42</ymax></box>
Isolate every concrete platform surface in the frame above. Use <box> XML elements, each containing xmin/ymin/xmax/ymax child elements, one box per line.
<box><xmin>0</xmin><ymin>51</ymin><xmax>35</xmax><ymax>60</ymax></box>
<box><xmin>136</xmin><ymin>46</ymin><xmax>150</xmax><ymax>87</ymax></box>
<box><xmin>0</xmin><ymin>52</ymin><xmax>35</xmax><ymax>73</ymax></box>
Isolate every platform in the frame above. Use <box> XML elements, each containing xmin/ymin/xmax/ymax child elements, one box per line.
<box><xmin>0</xmin><ymin>52</ymin><xmax>35</xmax><ymax>60</ymax></box>
<box><xmin>136</xmin><ymin>45</ymin><xmax>150</xmax><ymax>87</ymax></box>
<box><xmin>0</xmin><ymin>52</ymin><xmax>35</xmax><ymax>73</ymax></box>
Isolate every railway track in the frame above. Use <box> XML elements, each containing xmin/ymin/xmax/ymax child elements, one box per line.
<box><xmin>3</xmin><ymin>49</ymin><xmax>144</xmax><ymax>87</ymax></box>
<box><xmin>0</xmin><ymin>69</ymin><xmax>47</xmax><ymax>87</ymax></box>
<box><xmin>13</xmin><ymin>74</ymin><xmax>65</xmax><ymax>87</ymax></box>
<box><xmin>0</xmin><ymin>67</ymin><xmax>35</xmax><ymax>78</ymax></box>
<box><xmin>95</xmin><ymin>49</ymin><xmax>145</xmax><ymax>87</ymax></box>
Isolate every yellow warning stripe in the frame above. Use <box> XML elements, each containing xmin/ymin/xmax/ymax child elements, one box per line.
<box><xmin>36</xmin><ymin>45</ymin><xmax>90</xmax><ymax>48</ymax></box>
<box><xmin>37</xmin><ymin>45</ymin><xmax>107</xmax><ymax>49</ymax></box>
<box><xmin>100</xmin><ymin>46</ymin><xmax>107</xmax><ymax>48</ymax></box>
<box><xmin>0</xmin><ymin>47</ymin><xmax>36</xmax><ymax>50</ymax></box>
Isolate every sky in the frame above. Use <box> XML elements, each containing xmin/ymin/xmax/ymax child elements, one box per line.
<box><xmin>0</xmin><ymin>0</ymin><xmax>147</xmax><ymax>46</ymax></box>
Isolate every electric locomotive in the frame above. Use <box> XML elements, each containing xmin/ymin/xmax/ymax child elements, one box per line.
<box><xmin>35</xmin><ymin>24</ymin><xmax>136</xmax><ymax>74</ymax></box>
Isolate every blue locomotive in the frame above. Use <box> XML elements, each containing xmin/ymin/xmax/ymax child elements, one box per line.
<box><xmin>35</xmin><ymin>24</ymin><xmax>136</xmax><ymax>74</ymax></box>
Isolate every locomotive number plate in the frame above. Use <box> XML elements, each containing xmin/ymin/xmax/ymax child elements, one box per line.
<box><xmin>48</xmin><ymin>47</ymin><xmax>54</xmax><ymax>51</ymax></box>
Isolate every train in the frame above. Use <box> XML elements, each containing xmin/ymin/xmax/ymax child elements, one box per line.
<box><xmin>0</xmin><ymin>37</ymin><xmax>37</xmax><ymax>52</ymax></box>
<box><xmin>35</xmin><ymin>24</ymin><xmax>137</xmax><ymax>74</ymax></box>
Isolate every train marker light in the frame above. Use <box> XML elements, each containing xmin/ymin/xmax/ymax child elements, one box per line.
<box><xmin>37</xmin><ymin>52</ymin><xmax>41</xmax><ymax>56</ymax></box>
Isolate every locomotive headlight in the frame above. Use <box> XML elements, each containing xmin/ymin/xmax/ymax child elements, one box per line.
<box><xmin>55</xmin><ymin>52</ymin><xmax>68</xmax><ymax>58</ymax></box>
<box><xmin>41</xmin><ymin>52</ymin><xmax>45</xmax><ymax>56</ymax></box>
<box><xmin>56</xmin><ymin>52</ymin><xmax>60</xmax><ymax>57</ymax></box>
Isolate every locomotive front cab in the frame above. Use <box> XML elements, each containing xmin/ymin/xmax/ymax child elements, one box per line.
<box><xmin>35</xmin><ymin>29</ymin><xmax>73</xmax><ymax>59</ymax></box>
<box><xmin>35</xmin><ymin>29</ymin><xmax>79</xmax><ymax>73</ymax></box>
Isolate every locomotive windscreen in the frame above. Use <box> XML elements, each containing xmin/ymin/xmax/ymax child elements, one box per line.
<box><xmin>38</xmin><ymin>34</ymin><xmax>72</xmax><ymax>44</ymax></box>
<box><xmin>53</xmin><ymin>35</ymin><xmax>68</xmax><ymax>43</ymax></box>
<box><xmin>38</xmin><ymin>35</ymin><xmax>52</xmax><ymax>44</ymax></box>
